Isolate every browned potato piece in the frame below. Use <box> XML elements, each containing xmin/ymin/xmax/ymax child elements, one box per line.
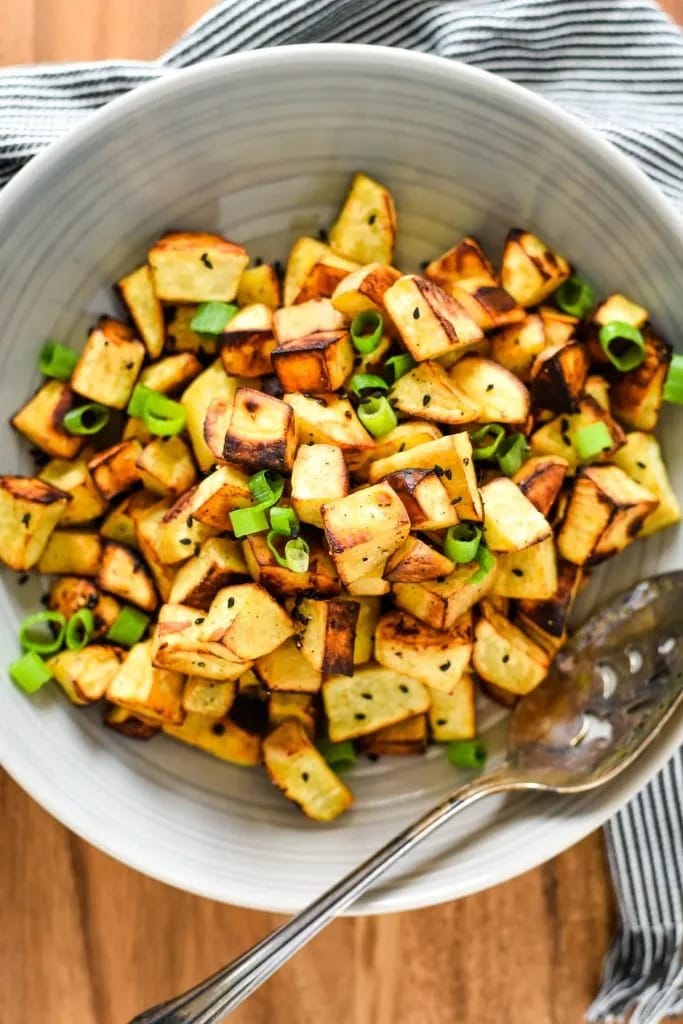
<box><xmin>88</xmin><ymin>440</ymin><xmax>142</xmax><ymax>501</ymax></box>
<box><xmin>611</xmin><ymin>431</ymin><xmax>681</xmax><ymax>537</ymax></box>
<box><xmin>137</xmin><ymin>436</ymin><xmax>198</xmax><ymax>498</ymax></box>
<box><xmin>274</xmin><ymin>298</ymin><xmax>345</xmax><ymax>343</ymax></box>
<box><xmin>152</xmin><ymin>602</ymin><xmax>248</xmax><ymax>680</ymax></box>
<box><xmin>166</xmin><ymin>305</ymin><xmax>216</xmax><ymax>357</ymax></box>
<box><xmin>11</xmin><ymin>380</ymin><xmax>85</xmax><ymax>459</ymax></box>
<box><xmin>490</xmin><ymin>536</ymin><xmax>558</xmax><ymax>600</ymax></box>
<box><xmin>223</xmin><ymin>387</ymin><xmax>297</xmax><ymax>472</ymax></box>
<box><xmin>164</xmin><ymin>712</ymin><xmax>262</xmax><ymax>766</ymax></box>
<box><xmin>500</xmin><ymin>229</ymin><xmax>571</xmax><ymax>307</ymax></box>
<box><xmin>263</xmin><ymin>720</ymin><xmax>353</xmax><ymax>822</ymax></box>
<box><xmin>283</xmin><ymin>238</ymin><xmax>343</xmax><ymax>307</ymax></box>
<box><xmin>71</xmin><ymin>318</ymin><xmax>145</xmax><ymax>409</ymax></box>
<box><xmin>593</xmin><ymin>292</ymin><xmax>648</xmax><ymax>331</ymax></box>
<box><xmin>428</xmin><ymin>670</ymin><xmax>477</xmax><ymax>742</ymax></box>
<box><xmin>182</xmin><ymin>677</ymin><xmax>237</xmax><ymax>718</ymax></box>
<box><xmin>490</xmin><ymin>314</ymin><xmax>546</xmax><ymax>380</ymax></box>
<box><xmin>375</xmin><ymin>609</ymin><xmax>473</xmax><ymax>694</ymax></box>
<box><xmin>473</xmin><ymin>603</ymin><xmax>549</xmax><ymax>695</ymax></box>
<box><xmin>139</xmin><ymin>352</ymin><xmax>202</xmax><ymax>394</ymax></box>
<box><xmin>291</xmin><ymin>597</ymin><xmax>359</xmax><ymax>677</ymax></box>
<box><xmin>539</xmin><ymin>306</ymin><xmax>579</xmax><ymax>348</ymax></box>
<box><xmin>131</xmin><ymin>499</ymin><xmax>177</xmax><ymax>601</ymax></box>
<box><xmin>340</xmin><ymin>594</ymin><xmax>381</xmax><ymax>665</ymax></box>
<box><xmin>148</xmin><ymin>231</ymin><xmax>248</xmax><ymax>303</ymax></box>
<box><xmin>291</xmin><ymin>444</ymin><xmax>349</xmax><ymax>528</ymax></box>
<box><xmin>329</xmin><ymin>172</ymin><xmax>397</xmax><ymax>265</ymax></box>
<box><xmin>383</xmin><ymin>275</ymin><xmax>483</xmax><ymax>362</ymax></box>
<box><xmin>200</xmin><ymin>583</ymin><xmax>294</xmax><ymax>661</ymax></box>
<box><xmin>384</xmin><ymin>535</ymin><xmax>455</xmax><ymax>583</ymax></box>
<box><xmin>513</xmin><ymin>455</ymin><xmax>569</xmax><ymax>517</ymax></box>
<box><xmin>175</xmin><ymin>464</ymin><xmax>252</xmax><ymax>529</ymax></box>
<box><xmin>530</xmin><ymin>341</ymin><xmax>590</xmax><ymax>413</ymax></box>
<box><xmin>481</xmin><ymin>478</ymin><xmax>552</xmax><ymax>553</ymax></box>
<box><xmin>445</xmin><ymin>277</ymin><xmax>525</xmax><ymax>332</ymax></box>
<box><xmin>181</xmin><ymin>360</ymin><xmax>244</xmax><ymax>472</ymax></box>
<box><xmin>255</xmin><ymin>636</ymin><xmax>323</xmax><ymax>693</ymax></box>
<box><xmin>393</xmin><ymin>559</ymin><xmax>496</xmax><ymax>631</ymax></box>
<box><xmin>293</xmin><ymin>252</ymin><xmax>359</xmax><ymax>304</ymax></box>
<box><xmin>202</xmin><ymin>396</ymin><xmax>236</xmax><ymax>465</ymax></box>
<box><xmin>118</xmin><ymin>264</ymin><xmax>165</xmax><ymax>358</ymax></box>
<box><xmin>323</xmin><ymin>665</ymin><xmax>430</xmax><ymax>742</ymax></box>
<box><xmin>352</xmin><ymin>421</ymin><xmax>442</xmax><ymax>481</ymax></box>
<box><xmin>96</xmin><ymin>540</ymin><xmax>158</xmax><ymax>611</ymax></box>
<box><xmin>273</xmin><ymin>329</ymin><xmax>354</xmax><ymax>393</ymax></box>
<box><xmin>609</xmin><ymin>332</ymin><xmax>671</xmax><ymax>432</ymax></box>
<box><xmin>331</xmin><ymin>262</ymin><xmax>401</xmax><ymax>320</ymax></box>
<box><xmin>321</xmin><ymin>481</ymin><xmax>410</xmax><ymax>585</ymax></box>
<box><xmin>450</xmin><ymin>355</ymin><xmax>531</xmax><ymax>424</ymax></box>
<box><xmin>389</xmin><ymin>361</ymin><xmax>479</xmax><ymax>425</ymax></box>
<box><xmin>48</xmin><ymin>576</ymin><xmax>121</xmax><ymax>640</ymax></box>
<box><xmin>157</xmin><ymin>491</ymin><xmax>217</xmax><ymax>564</ymax></box>
<box><xmin>518</xmin><ymin>559</ymin><xmax>583</xmax><ymax>640</ymax></box>
<box><xmin>100</xmin><ymin>491</ymin><xmax>157</xmax><ymax>550</ymax></box>
<box><xmin>39</xmin><ymin>450</ymin><xmax>106</xmax><ymax>525</ymax></box>
<box><xmin>557</xmin><ymin>465</ymin><xmax>658</xmax><ymax>565</ymax></box>
<box><xmin>242</xmin><ymin>532</ymin><xmax>340</xmax><ymax>597</ymax></box>
<box><xmin>268</xmin><ymin>692</ymin><xmax>317</xmax><ymax>736</ymax></box>
<box><xmin>47</xmin><ymin>645</ymin><xmax>125</xmax><ymax>705</ymax></box>
<box><xmin>107</xmin><ymin>640</ymin><xmax>185</xmax><ymax>725</ymax></box>
<box><xmin>345</xmin><ymin>564</ymin><xmax>391</xmax><ymax>597</ymax></box>
<box><xmin>237</xmin><ymin>263</ymin><xmax>282</xmax><ymax>310</ymax></box>
<box><xmin>384</xmin><ymin>468</ymin><xmax>458</xmax><ymax>531</ymax></box>
<box><xmin>583</xmin><ymin>375</ymin><xmax>611</xmax><ymax>412</ymax></box>
<box><xmin>358</xmin><ymin>715</ymin><xmax>428</xmax><ymax>757</ymax></box>
<box><xmin>284</xmin><ymin>392</ymin><xmax>374</xmax><ymax>454</ymax></box>
<box><xmin>38</xmin><ymin>529</ymin><xmax>103</xmax><ymax>577</ymax></box>
<box><xmin>219</xmin><ymin>303</ymin><xmax>277</xmax><ymax>378</ymax></box>
<box><xmin>425</xmin><ymin>237</ymin><xmax>495</xmax><ymax>288</ymax></box>
<box><xmin>103</xmin><ymin>704</ymin><xmax>160</xmax><ymax>739</ymax></box>
<box><xmin>169</xmin><ymin>537</ymin><xmax>248</xmax><ymax>608</ymax></box>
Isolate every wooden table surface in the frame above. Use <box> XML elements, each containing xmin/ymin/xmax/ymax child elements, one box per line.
<box><xmin>2</xmin><ymin>3</ymin><xmax>682</xmax><ymax>1023</ymax></box>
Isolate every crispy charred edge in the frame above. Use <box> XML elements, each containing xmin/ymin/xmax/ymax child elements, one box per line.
<box><xmin>322</xmin><ymin>599</ymin><xmax>360</xmax><ymax>677</ymax></box>
<box><xmin>507</xmin><ymin>227</ymin><xmax>564</xmax><ymax>282</ymax></box>
<box><xmin>530</xmin><ymin>342</ymin><xmax>589</xmax><ymax>413</ymax></box>
<box><xmin>1</xmin><ymin>475</ymin><xmax>71</xmax><ymax>505</ymax></box>
<box><xmin>413</xmin><ymin>277</ymin><xmax>460</xmax><ymax>344</ymax></box>
<box><xmin>517</xmin><ymin>560</ymin><xmax>581</xmax><ymax>636</ymax></box>
<box><xmin>104</xmin><ymin>705</ymin><xmax>160</xmax><ymax>740</ymax></box>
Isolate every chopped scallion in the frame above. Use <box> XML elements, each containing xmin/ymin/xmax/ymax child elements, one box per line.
<box><xmin>266</xmin><ymin>532</ymin><xmax>310</xmax><ymax>573</ymax></box>
<box><xmin>39</xmin><ymin>342</ymin><xmax>79</xmax><ymax>381</ymax></box>
<box><xmin>62</xmin><ymin>403</ymin><xmax>110</xmax><ymax>435</ymax></box>
<box><xmin>318</xmin><ymin>737</ymin><xmax>357</xmax><ymax>772</ymax></box>
<box><xmin>190</xmin><ymin>302</ymin><xmax>238</xmax><ymax>334</ymax></box>
<box><xmin>468</xmin><ymin>544</ymin><xmax>495</xmax><ymax>585</ymax></box>
<box><xmin>598</xmin><ymin>321</ymin><xmax>646</xmax><ymax>372</ymax></box>
<box><xmin>357</xmin><ymin>395</ymin><xmax>397</xmax><ymax>438</ymax></box>
<box><xmin>65</xmin><ymin>608</ymin><xmax>95</xmax><ymax>650</ymax></box>
<box><xmin>19</xmin><ymin>610</ymin><xmax>66</xmax><ymax>654</ymax></box>
<box><xmin>9</xmin><ymin>650</ymin><xmax>52</xmax><ymax>693</ymax></box>
<box><xmin>269</xmin><ymin>505</ymin><xmax>299</xmax><ymax>537</ymax></box>
<box><xmin>444</xmin><ymin>523</ymin><xmax>482</xmax><ymax>564</ymax></box>
<box><xmin>554</xmin><ymin>275</ymin><xmax>595</xmax><ymax>319</ymax></box>
<box><xmin>663</xmin><ymin>353</ymin><xmax>683</xmax><ymax>404</ymax></box>
<box><xmin>385</xmin><ymin>354</ymin><xmax>415</xmax><ymax>381</ymax></box>
<box><xmin>350</xmin><ymin>310</ymin><xmax>384</xmax><ymax>354</ymax></box>
<box><xmin>348</xmin><ymin>373</ymin><xmax>389</xmax><ymax>397</ymax></box>
<box><xmin>470</xmin><ymin>423</ymin><xmax>505</xmax><ymax>461</ymax></box>
<box><xmin>497</xmin><ymin>433</ymin><xmax>528</xmax><ymax>476</ymax></box>
<box><xmin>574</xmin><ymin>421</ymin><xmax>613</xmax><ymax>460</ymax></box>
<box><xmin>105</xmin><ymin>606</ymin><xmax>150</xmax><ymax>647</ymax></box>
<box><xmin>446</xmin><ymin>739</ymin><xmax>487</xmax><ymax>769</ymax></box>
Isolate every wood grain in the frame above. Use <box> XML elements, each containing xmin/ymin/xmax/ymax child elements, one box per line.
<box><xmin>1</xmin><ymin>3</ymin><xmax>682</xmax><ymax>1024</ymax></box>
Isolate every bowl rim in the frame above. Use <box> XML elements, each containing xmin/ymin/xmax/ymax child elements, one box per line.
<box><xmin>1</xmin><ymin>42</ymin><xmax>681</xmax><ymax>913</ymax></box>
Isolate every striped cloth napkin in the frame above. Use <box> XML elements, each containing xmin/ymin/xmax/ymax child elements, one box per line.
<box><xmin>1</xmin><ymin>2</ymin><xmax>681</xmax><ymax>1020</ymax></box>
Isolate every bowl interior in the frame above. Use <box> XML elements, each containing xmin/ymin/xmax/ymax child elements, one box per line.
<box><xmin>1</xmin><ymin>45</ymin><xmax>682</xmax><ymax>913</ymax></box>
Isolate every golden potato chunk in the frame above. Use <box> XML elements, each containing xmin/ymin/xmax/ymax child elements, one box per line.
<box><xmin>292</xmin><ymin>251</ymin><xmax>359</xmax><ymax>304</ymax></box>
<box><xmin>100</xmin><ymin>491</ymin><xmax>157</xmax><ymax>550</ymax></box>
<box><xmin>182</xmin><ymin>677</ymin><xmax>237</xmax><ymax>718</ymax></box>
<box><xmin>11</xmin><ymin>380</ymin><xmax>85</xmax><ymax>459</ymax></box>
<box><xmin>611</xmin><ymin>431</ymin><xmax>680</xmax><ymax>537</ymax></box>
<box><xmin>445</xmin><ymin>278</ymin><xmax>525</xmax><ymax>332</ymax></box>
<box><xmin>490</xmin><ymin>536</ymin><xmax>558</xmax><ymax>600</ymax></box>
<box><xmin>139</xmin><ymin>352</ymin><xmax>202</xmax><ymax>394</ymax></box>
<box><xmin>242</xmin><ymin>532</ymin><xmax>340</xmax><ymax>597</ymax></box>
<box><xmin>473</xmin><ymin>603</ymin><xmax>549</xmax><ymax>696</ymax></box>
<box><xmin>291</xmin><ymin>444</ymin><xmax>349</xmax><ymax>528</ymax></box>
<box><xmin>323</xmin><ymin>665</ymin><xmax>430</xmax><ymax>742</ymax></box>
<box><xmin>237</xmin><ymin>262</ymin><xmax>281</xmax><ymax>310</ymax></box>
<box><xmin>169</xmin><ymin>537</ymin><xmax>248</xmax><ymax>608</ymax></box>
<box><xmin>481</xmin><ymin>477</ymin><xmax>552</xmax><ymax>553</ymax></box>
<box><xmin>609</xmin><ymin>332</ymin><xmax>671</xmax><ymax>432</ymax></box>
<box><xmin>375</xmin><ymin>609</ymin><xmax>473</xmax><ymax>694</ymax></box>
<box><xmin>263</xmin><ymin>720</ymin><xmax>353</xmax><ymax>822</ymax></box>
<box><xmin>148</xmin><ymin>231</ymin><xmax>248</xmax><ymax>303</ymax></box>
<box><xmin>351</xmin><ymin>420</ymin><xmax>442</xmax><ymax>481</ymax></box>
<box><xmin>136</xmin><ymin>436</ymin><xmax>197</xmax><ymax>498</ymax></box>
<box><xmin>538</xmin><ymin>306</ymin><xmax>578</xmax><ymax>348</ymax></box>
<box><xmin>517</xmin><ymin>558</ymin><xmax>583</xmax><ymax>643</ymax></box>
<box><xmin>383</xmin><ymin>274</ymin><xmax>483</xmax><ymax>362</ymax></box>
<box><xmin>96</xmin><ymin>540</ymin><xmax>158</xmax><ymax>611</ymax></box>
<box><xmin>48</xmin><ymin>576</ymin><xmax>120</xmax><ymax>640</ymax></box>
<box><xmin>88</xmin><ymin>440</ymin><xmax>142</xmax><ymax>501</ymax></box>
<box><xmin>71</xmin><ymin>318</ymin><xmax>145</xmax><ymax>410</ymax></box>
<box><xmin>390</xmin><ymin>361</ymin><xmax>479</xmax><ymax>425</ymax></box>
<box><xmin>393</xmin><ymin>560</ymin><xmax>496</xmax><ymax>631</ymax></box>
<box><xmin>383</xmin><ymin>468</ymin><xmax>458</xmax><ymax>531</ymax></box>
<box><xmin>358</xmin><ymin>715</ymin><xmax>428</xmax><ymax>757</ymax></box>
<box><xmin>255</xmin><ymin>636</ymin><xmax>323</xmax><ymax>693</ymax></box>
<box><xmin>103</xmin><ymin>704</ymin><xmax>160</xmax><ymax>740</ymax></box>
<box><xmin>131</xmin><ymin>499</ymin><xmax>177</xmax><ymax>601</ymax></box>
<box><xmin>181</xmin><ymin>360</ymin><xmax>243</xmax><ymax>472</ymax></box>
<box><xmin>273</xmin><ymin>329</ymin><xmax>354</xmax><ymax>393</ymax></box>
<box><xmin>490</xmin><ymin>314</ymin><xmax>547</xmax><ymax>381</ymax></box>
<box><xmin>283</xmin><ymin>237</ymin><xmax>343</xmax><ymax>307</ymax></box>
<box><xmin>38</xmin><ymin>529</ymin><xmax>103</xmax><ymax>577</ymax></box>
<box><xmin>268</xmin><ymin>692</ymin><xmax>317</xmax><ymax>736</ymax></box>
<box><xmin>118</xmin><ymin>264</ymin><xmax>165</xmax><ymax>358</ymax></box>
<box><xmin>47</xmin><ymin>645</ymin><xmax>125</xmax><ymax>705</ymax></box>
<box><xmin>530</xmin><ymin>341</ymin><xmax>590</xmax><ymax>413</ymax></box>
<box><xmin>39</xmin><ymin>450</ymin><xmax>106</xmax><ymax>525</ymax></box>
<box><xmin>284</xmin><ymin>392</ymin><xmax>373</xmax><ymax>453</ymax></box>
<box><xmin>107</xmin><ymin>640</ymin><xmax>185</xmax><ymax>725</ymax></box>
<box><xmin>425</xmin><ymin>237</ymin><xmax>495</xmax><ymax>288</ymax></box>
<box><xmin>329</xmin><ymin>172</ymin><xmax>397</xmax><ymax>265</ymax></box>
<box><xmin>219</xmin><ymin>303</ymin><xmax>277</xmax><ymax>378</ymax></box>
<box><xmin>223</xmin><ymin>387</ymin><xmax>297</xmax><ymax>472</ymax></box>
<box><xmin>513</xmin><ymin>455</ymin><xmax>568</xmax><ymax>517</ymax></box>
<box><xmin>321</xmin><ymin>481</ymin><xmax>410</xmax><ymax>585</ymax></box>
<box><xmin>341</xmin><ymin>594</ymin><xmax>381</xmax><ymax>665</ymax></box>
<box><xmin>500</xmin><ymin>229</ymin><xmax>571</xmax><ymax>307</ymax></box>
<box><xmin>157</xmin><ymin>490</ymin><xmax>217</xmax><ymax>564</ymax></box>
<box><xmin>166</xmin><ymin>304</ymin><xmax>216</xmax><ymax>357</ymax></box>
<box><xmin>152</xmin><ymin>602</ymin><xmax>248</xmax><ymax>680</ymax></box>
<box><xmin>449</xmin><ymin>355</ymin><xmax>531</xmax><ymax>425</ymax></box>
<box><xmin>199</xmin><ymin>583</ymin><xmax>294</xmax><ymax>661</ymax></box>
<box><xmin>164</xmin><ymin>711</ymin><xmax>262</xmax><ymax>766</ymax></box>
<box><xmin>291</xmin><ymin>597</ymin><xmax>359</xmax><ymax>677</ymax></box>
<box><xmin>331</xmin><ymin>262</ymin><xmax>401</xmax><ymax>320</ymax></box>
<box><xmin>428</xmin><ymin>670</ymin><xmax>477</xmax><ymax>742</ymax></box>
<box><xmin>384</xmin><ymin>535</ymin><xmax>454</xmax><ymax>583</ymax></box>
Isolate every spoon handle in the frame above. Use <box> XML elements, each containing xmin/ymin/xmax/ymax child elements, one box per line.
<box><xmin>129</xmin><ymin>771</ymin><xmax>511</xmax><ymax>1024</ymax></box>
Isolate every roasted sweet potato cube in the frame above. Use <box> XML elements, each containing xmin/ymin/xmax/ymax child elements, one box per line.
<box><xmin>358</xmin><ymin>714</ymin><xmax>429</xmax><ymax>757</ymax></box>
<box><xmin>321</xmin><ymin>481</ymin><xmax>410</xmax><ymax>585</ymax></box>
<box><xmin>107</xmin><ymin>640</ymin><xmax>185</xmax><ymax>725</ymax></box>
<box><xmin>612</xmin><ymin>431</ymin><xmax>680</xmax><ymax>537</ymax></box>
<box><xmin>323</xmin><ymin>665</ymin><xmax>430</xmax><ymax>742</ymax></box>
<box><xmin>104</xmin><ymin>704</ymin><xmax>160</xmax><ymax>739</ymax></box>
<box><xmin>153</xmin><ymin>603</ymin><xmax>247</xmax><ymax>680</ymax></box>
<box><xmin>428</xmin><ymin>670</ymin><xmax>477</xmax><ymax>742</ymax></box>
<box><xmin>389</xmin><ymin>361</ymin><xmax>479</xmax><ymax>425</ymax></box>
<box><xmin>199</xmin><ymin>583</ymin><xmax>294</xmax><ymax>661</ymax></box>
<box><xmin>181</xmin><ymin>360</ymin><xmax>243</xmax><ymax>471</ymax></box>
<box><xmin>500</xmin><ymin>229</ymin><xmax>571</xmax><ymax>307</ymax></box>
<box><xmin>518</xmin><ymin>559</ymin><xmax>583</xmax><ymax>639</ymax></box>
<box><xmin>291</xmin><ymin>597</ymin><xmax>359</xmax><ymax>677</ymax></box>
<box><xmin>157</xmin><ymin>491</ymin><xmax>216</xmax><ymax>564</ymax></box>
<box><xmin>182</xmin><ymin>677</ymin><xmax>237</xmax><ymax>718</ymax></box>
<box><xmin>530</xmin><ymin>415</ymin><xmax>581</xmax><ymax>472</ymax></box>
<box><xmin>273</xmin><ymin>330</ymin><xmax>354</xmax><ymax>393</ymax></box>
<box><xmin>39</xmin><ymin>451</ymin><xmax>106</xmax><ymax>525</ymax></box>
<box><xmin>331</xmin><ymin>262</ymin><xmax>401</xmax><ymax>320</ymax></box>
<box><xmin>48</xmin><ymin>576</ymin><xmax>121</xmax><ymax>640</ymax></box>
<box><xmin>284</xmin><ymin>392</ymin><xmax>373</xmax><ymax>453</ymax></box>
<box><xmin>329</xmin><ymin>172</ymin><xmax>397</xmax><ymax>265</ymax></box>
<box><xmin>291</xmin><ymin>444</ymin><xmax>349</xmax><ymax>528</ymax></box>
<box><xmin>450</xmin><ymin>355</ymin><xmax>531</xmax><ymax>424</ymax></box>
<box><xmin>219</xmin><ymin>303</ymin><xmax>277</xmax><ymax>378</ymax></box>
<box><xmin>237</xmin><ymin>262</ymin><xmax>282</xmax><ymax>310</ymax></box>
<box><xmin>164</xmin><ymin>711</ymin><xmax>262</xmax><ymax>766</ymax></box>
<box><xmin>223</xmin><ymin>387</ymin><xmax>297</xmax><ymax>472</ymax></box>
<box><xmin>71</xmin><ymin>318</ymin><xmax>145</xmax><ymax>409</ymax></box>
<box><xmin>513</xmin><ymin>455</ymin><xmax>569</xmax><ymax>517</ymax></box>
<box><xmin>169</xmin><ymin>537</ymin><xmax>248</xmax><ymax>608</ymax></box>
<box><xmin>88</xmin><ymin>440</ymin><xmax>142</xmax><ymax>501</ymax></box>
<box><xmin>131</xmin><ymin>499</ymin><xmax>177</xmax><ymax>601</ymax></box>
<box><xmin>96</xmin><ymin>540</ymin><xmax>158</xmax><ymax>611</ymax></box>
<box><xmin>375</xmin><ymin>609</ymin><xmax>472</xmax><ymax>694</ymax></box>
<box><xmin>473</xmin><ymin>603</ymin><xmax>549</xmax><ymax>695</ymax></box>
<box><xmin>136</xmin><ymin>436</ymin><xmax>197</xmax><ymax>498</ymax></box>
<box><xmin>530</xmin><ymin>341</ymin><xmax>590</xmax><ymax>413</ymax></box>
<box><xmin>383</xmin><ymin>468</ymin><xmax>458</xmax><ymax>531</ymax></box>
<box><xmin>48</xmin><ymin>645</ymin><xmax>125</xmax><ymax>705</ymax></box>
<box><xmin>268</xmin><ymin>692</ymin><xmax>317</xmax><ymax>736</ymax></box>
<box><xmin>38</xmin><ymin>529</ymin><xmax>103</xmax><ymax>576</ymax></box>
<box><xmin>490</xmin><ymin>536</ymin><xmax>558</xmax><ymax>600</ymax></box>
<box><xmin>393</xmin><ymin>560</ymin><xmax>496</xmax><ymax>631</ymax></box>
<box><xmin>263</xmin><ymin>719</ymin><xmax>352</xmax><ymax>821</ymax></box>
<box><xmin>148</xmin><ymin>231</ymin><xmax>248</xmax><ymax>303</ymax></box>
<box><xmin>490</xmin><ymin>314</ymin><xmax>546</xmax><ymax>380</ymax></box>
<box><xmin>242</xmin><ymin>532</ymin><xmax>340</xmax><ymax>597</ymax></box>
<box><xmin>383</xmin><ymin>275</ymin><xmax>483</xmax><ymax>362</ymax></box>
<box><xmin>11</xmin><ymin>380</ymin><xmax>85</xmax><ymax>459</ymax></box>
<box><xmin>609</xmin><ymin>332</ymin><xmax>671</xmax><ymax>432</ymax></box>
<box><xmin>557</xmin><ymin>465</ymin><xmax>658</xmax><ymax>565</ymax></box>
<box><xmin>255</xmin><ymin>636</ymin><xmax>323</xmax><ymax>693</ymax></box>
<box><xmin>118</xmin><ymin>264</ymin><xmax>165</xmax><ymax>358</ymax></box>
<box><xmin>139</xmin><ymin>352</ymin><xmax>202</xmax><ymax>394</ymax></box>
<box><xmin>165</xmin><ymin>304</ymin><xmax>216</xmax><ymax>356</ymax></box>
<box><xmin>481</xmin><ymin>478</ymin><xmax>552</xmax><ymax>553</ymax></box>
<box><xmin>384</xmin><ymin>535</ymin><xmax>454</xmax><ymax>583</ymax></box>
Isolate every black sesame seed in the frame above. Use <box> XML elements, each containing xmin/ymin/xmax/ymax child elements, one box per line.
<box><xmin>637</xmin><ymin>461</ymin><xmax>647</xmax><ymax>469</ymax></box>
<box><xmin>360</xmin><ymin>692</ymin><xmax>373</xmax><ymax>700</ymax></box>
<box><xmin>436</xmin><ymin>718</ymin><xmax>447</xmax><ymax>726</ymax></box>
<box><xmin>413</xmin><ymin>307</ymin><xmax>420</xmax><ymax>320</ymax></box>
<box><xmin>194</xmin><ymin>544</ymin><xmax>201</xmax><ymax>557</ymax></box>
<box><xmin>423</xmin><ymin>392</ymin><xmax>432</xmax><ymax>404</ymax></box>
<box><xmin>211</xmin><ymin>723</ymin><xmax>225</xmax><ymax>736</ymax></box>
<box><xmin>254</xmin><ymin>257</ymin><xmax>263</xmax><ymax>267</ymax></box>
<box><xmin>301</xmin><ymin>771</ymin><xmax>310</xmax><ymax>781</ymax></box>
<box><xmin>194</xmin><ymin>617</ymin><xmax>205</xmax><ymax>625</ymax></box>
<box><xmin>317</xmin><ymin>227</ymin><xmax>329</xmax><ymax>242</ymax></box>
<box><xmin>419</xmin><ymin>260</ymin><xmax>429</xmax><ymax>271</ymax></box>
<box><xmin>511</xmin><ymin>568</ymin><xmax>524</xmax><ymax>577</ymax></box>
<box><xmin>227</xmin><ymin>597</ymin><xmax>235</xmax><ymax>608</ymax></box>
<box><xmin>201</xmin><ymin>253</ymin><xmax>213</xmax><ymax>269</ymax></box>
<box><xmin>368</xmin><ymin>214</ymin><xmax>377</xmax><ymax>225</ymax></box>
<box><xmin>485</xmin><ymin>383</ymin><xmax>494</xmax><ymax>392</ymax></box>
<box><xmin>398</xmin><ymin>443</ymin><xmax>406</xmax><ymax>452</ymax></box>
<box><xmin>502</xmin><ymin>654</ymin><xmax>510</xmax><ymax>664</ymax></box>
<box><xmin>451</xmin><ymin>496</ymin><xmax>463</xmax><ymax>506</ymax></box>
<box><xmin>179</xmin><ymin>537</ymin><xmax>192</xmax><ymax>545</ymax></box>
<box><xmin>399</xmin><ymin>684</ymin><xmax>409</xmax><ymax>693</ymax></box>
<box><xmin>125</xmin><ymin>361</ymin><xmax>135</xmax><ymax>370</ymax></box>
<box><xmin>21</xmin><ymin>513</ymin><xmax>31</xmax><ymax>526</ymax></box>
<box><xmin>17</xmin><ymin>573</ymin><xmax>29</xmax><ymax>585</ymax></box>
<box><xmin>439</xmin><ymin>661</ymin><xmax>451</xmax><ymax>671</ymax></box>
<box><xmin>561</xmin><ymin>433</ymin><xmax>572</xmax><ymax>446</ymax></box>
<box><xmin>197</xmin><ymin>660</ymin><xmax>206</xmax><ymax>667</ymax></box>
<box><xmin>354</xmin><ymin>712</ymin><xmax>366</xmax><ymax>721</ymax></box>
<box><xmin>444</xmin><ymin>468</ymin><xmax>452</xmax><ymax>480</ymax></box>
<box><xmin>434</xmin><ymin>464</ymin><xmax>445</xmax><ymax>477</ymax></box>
<box><xmin>186</xmin><ymin>515</ymin><xmax>194</xmax><ymax>528</ymax></box>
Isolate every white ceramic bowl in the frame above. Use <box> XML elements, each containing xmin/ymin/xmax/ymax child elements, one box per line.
<box><xmin>1</xmin><ymin>45</ymin><xmax>682</xmax><ymax>914</ymax></box>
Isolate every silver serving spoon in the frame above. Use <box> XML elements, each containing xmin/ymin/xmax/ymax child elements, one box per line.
<box><xmin>130</xmin><ymin>572</ymin><xmax>683</xmax><ymax>1024</ymax></box>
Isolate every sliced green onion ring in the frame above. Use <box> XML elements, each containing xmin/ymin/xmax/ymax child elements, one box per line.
<box><xmin>444</xmin><ymin>523</ymin><xmax>482</xmax><ymax>564</ymax></box>
<box><xmin>105</xmin><ymin>606</ymin><xmax>151</xmax><ymax>647</ymax></box>
<box><xmin>663</xmin><ymin>353</ymin><xmax>683</xmax><ymax>404</ymax></box>
<box><xmin>350</xmin><ymin>310</ymin><xmax>384</xmax><ymax>354</ymax></box>
<box><xmin>62</xmin><ymin>403</ymin><xmax>110</xmax><ymax>436</ymax></box>
<box><xmin>497</xmin><ymin>433</ymin><xmax>529</xmax><ymax>476</ymax></box>
<box><xmin>385</xmin><ymin>354</ymin><xmax>415</xmax><ymax>381</ymax></box>
<box><xmin>574</xmin><ymin>421</ymin><xmax>613</xmax><ymax>460</ymax></box>
<box><xmin>190</xmin><ymin>302</ymin><xmax>238</xmax><ymax>334</ymax></box>
<box><xmin>598</xmin><ymin>321</ymin><xmax>646</xmax><ymax>372</ymax></box>
<box><xmin>229</xmin><ymin>504</ymin><xmax>270</xmax><ymax>538</ymax></box>
<box><xmin>446</xmin><ymin>739</ymin><xmax>487</xmax><ymax>769</ymax></box>
<box><xmin>141</xmin><ymin>394</ymin><xmax>186</xmax><ymax>436</ymax></box>
<box><xmin>127</xmin><ymin>384</ymin><xmax>157</xmax><ymax>419</ymax></box>
<box><xmin>248</xmin><ymin>470</ymin><xmax>284</xmax><ymax>507</ymax></box>
<box><xmin>269</xmin><ymin>506</ymin><xmax>299</xmax><ymax>537</ymax></box>
<box><xmin>554</xmin><ymin>275</ymin><xmax>595</xmax><ymax>318</ymax></box>
<box><xmin>357</xmin><ymin>395</ymin><xmax>397</xmax><ymax>438</ymax></box>
<box><xmin>318</xmin><ymin>737</ymin><xmax>357</xmax><ymax>772</ymax></box>
<box><xmin>19</xmin><ymin>610</ymin><xmax>66</xmax><ymax>654</ymax></box>
<box><xmin>468</xmin><ymin>544</ymin><xmax>495</xmax><ymax>585</ymax></box>
<box><xmin>65</xmin><ymin>608</ymin><xmax>95</xmax><ymax>650</ymax></box>
<box><xmin>10</xmin><ymin>651</ymin><xmax>52</xmax><ymax>693</ymax></box>
<box><xmin>348</xmin><ymin>373</ymin><xmax>389</xmax><ymax>397</ymax></box>
<box><xmin>39</xmin><ymin>342</ymin><xmax>79</xmax><ymax>381</ymax></box>
<box><xmin>470</xmin><ymin>423</ymin><xmax>505</xmax><ymax>461</ymax></box>
<box><xmin>266</xmin><ymin>532</ymin><xmax>310</xmax><ymax>573</ymax></box>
